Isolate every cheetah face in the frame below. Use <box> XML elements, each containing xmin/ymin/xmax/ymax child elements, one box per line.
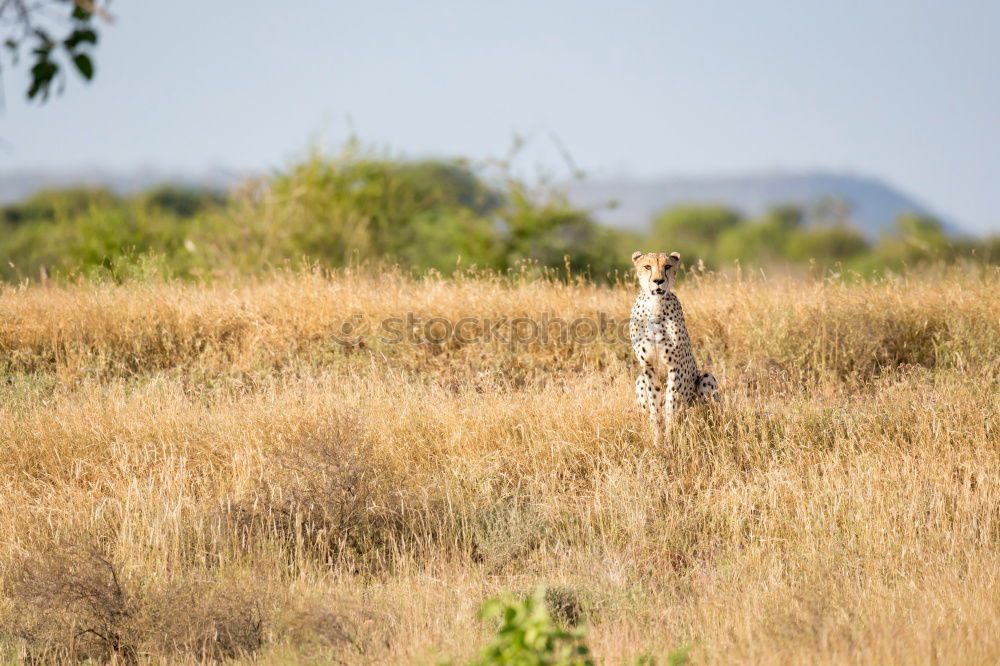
<box><xmin>632</xmin><ymin>251</ymin><xmax>680</xmax><ymax>296</ymax></box>
<box><xmin>698</xmin><ymin>372</ymin><xmax>720</xmax><ymax>401</ymax></box>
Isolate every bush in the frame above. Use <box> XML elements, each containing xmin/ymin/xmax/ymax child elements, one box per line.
<box><xmin>6</xmin><ymin>543</ymin><xmax>142</xmax><ymax>663</ymax></box>
<box><xmin>0</xmin><ymin>146</ymin><xmax>633</xmax><ymax>282</ymax></box>
<box><xmin>645</xmin><ymin>201</ymin><xmax>1000</xmax><ymax>275</ymax></box>
<box><xmin>467</xmin><ymin>588</ymin><xmax>594</xmax><ymax>666</ymax></box>
<box><xmin>226</xmin><ymin>416</ymin><xmax>433</xmax><ymax>574</ymax></box>
<box><xmin>4</xmin><ymin>150</ymin><xmax>999</xmax><ymax>284</ymax></box>
<box><xmin>4</xmin><ymin>540</ymin><xmax>366</xmax><ymax>663</ymax></box>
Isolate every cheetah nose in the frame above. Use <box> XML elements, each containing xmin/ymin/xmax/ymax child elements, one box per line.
<box><xmin>653</xmin><ymin>278</ymin><xmax>665</xmax><ymax>284</ymax></box>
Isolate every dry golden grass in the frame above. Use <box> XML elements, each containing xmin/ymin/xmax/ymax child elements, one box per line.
<box><xmin>1</xmin><ymin>267</ymin><xmax>999</xmax><ymax>664</ymax></box>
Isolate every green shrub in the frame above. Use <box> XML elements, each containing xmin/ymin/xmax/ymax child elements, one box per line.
<box><xmin>0</xmin><ymin>146</ymin><xmax>633</xmax><ymax>282</ymax></box>
<box><xmin>4</xmin><ymin>147</ymin><xmax>999</xmax><ymax>284</ymax></box>
<box><xmin>466</xmin><ymin>587</ymin><xmax>594</xmax><ymax>666</ymax></box>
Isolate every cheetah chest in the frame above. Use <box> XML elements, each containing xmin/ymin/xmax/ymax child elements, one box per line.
<box><xmin>630</xmin><ymin>293</ymin><xmax>693</xmax><ymax>380</ymax></box>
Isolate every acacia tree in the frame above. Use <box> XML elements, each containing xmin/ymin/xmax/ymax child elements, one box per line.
<box><xmin>1</xmin><ymin>0</ymin><xmax>111</xmax><ymax>102</ymax></box>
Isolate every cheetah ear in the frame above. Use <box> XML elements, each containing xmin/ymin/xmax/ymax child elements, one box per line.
<box><xmin>631</xmin><ymin>251</ymin><xmax>644</xmax><ymax>264</ymax></box>
<box><xmin>669</xmin><ymin>251</ymin><xmax>681</xmax><ymax>264</ymax></box>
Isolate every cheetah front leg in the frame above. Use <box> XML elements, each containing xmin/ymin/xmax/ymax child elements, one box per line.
<box><xmin>635</xmin><ymin>371</ymin><xmax>649</xmax><ymax>413</ymax></box>
<box><xmin>637</xmin><ymin>366</ymin><xmax>665</xmax><ymax>446</ymax></box>
<box><xmin>661</xmin><ymin>370</ymin><xmax>688</xmax><ymax>436</ymax></box>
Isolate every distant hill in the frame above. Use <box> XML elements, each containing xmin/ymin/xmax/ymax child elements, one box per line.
<box><xmin>567</xmin><ymin>171</ymin><xmax>962</xmax><ymax>238</ymax></box>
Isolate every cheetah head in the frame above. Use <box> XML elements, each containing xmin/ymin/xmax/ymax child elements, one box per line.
<box><xmin>697</xmin><ymin>372</ymin><xmax>720</xmax><ymax>402</ymax></box>
<box><xmin>631</xmin><ymin>251</ymin><xmax>681</xmax><ymax>296</ymax></box>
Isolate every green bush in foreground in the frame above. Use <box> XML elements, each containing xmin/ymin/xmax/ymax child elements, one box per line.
<box><xmin>467</xmin><ymin>588</ymin><xmax>595</xmax><ymax>666</ymax></box>
<box><xmin>463</xmin><ymin>588</ymin><xmax>690</xmax><ymax>666</ymax></box>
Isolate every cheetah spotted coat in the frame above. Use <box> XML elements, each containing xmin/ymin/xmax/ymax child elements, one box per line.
<box><xmin>629</xmin><ymin>251</ymin><xmax>714</xmax><ymax>444</ymax></box>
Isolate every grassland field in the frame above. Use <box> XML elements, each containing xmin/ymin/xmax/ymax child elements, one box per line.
<box><xmin>1</xmin><ymin>266</ymin><xmax>999</xmax><ymax>664</ymax></box>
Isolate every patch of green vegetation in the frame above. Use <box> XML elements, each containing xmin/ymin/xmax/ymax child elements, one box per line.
<box><xmin>1</xmin><ymin>147</ymin><xmax>636</xmax><ymax>283</ymax></box>
<box><xmin>3</xmin><ymin>145</ymin><xmax>998</xmax><ymax>284</ymax></box>
<box><xmin>464</xmin><ymin>588</ymin><xmax>594</xmax><ymax>666</ymax></box>
<box><xmin>459</xmin><ymin>588</ymin><xmax>691</xmax><ymax>666</ymax></box>
<box><xmin>649</xmin><ymin>201</ymin><xmax>1000</xmax><ymax>275</ymax></box>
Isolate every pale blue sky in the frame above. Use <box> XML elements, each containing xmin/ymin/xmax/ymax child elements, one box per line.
<box><xmin>3</xmin><ymin>0</ymin><xmax>999</xmax><ymax>232</ymax></box>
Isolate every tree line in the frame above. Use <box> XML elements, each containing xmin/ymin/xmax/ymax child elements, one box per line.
<box><xmin>2</xmin><ymin>149</ymin><xmax>997</xmax><ymax>283</ymax></box>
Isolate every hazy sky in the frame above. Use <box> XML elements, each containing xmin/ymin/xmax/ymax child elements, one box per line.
<box><xmin>3</xmin><ymin>0</ymin><xmax>999</xmax><ymax>232</ymax></box>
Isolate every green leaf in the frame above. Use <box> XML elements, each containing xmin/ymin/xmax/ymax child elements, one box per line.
<box><xmin>28</xmin><ymin>60</ymin><xmax>59</xmax><ymax>100</ymax></box>
<box><xmin>72</xmin><ymin>53</ymin><xmax>94</xmax><ymax>80</ymax></box>
<box><xmin>64</xmin><ymin>28</ymin><xmax>98</xmax><ymax>51</ymax></box>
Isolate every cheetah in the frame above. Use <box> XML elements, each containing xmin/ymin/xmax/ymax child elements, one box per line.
<box><xmin>629</xmin><ymin>251</ymin><xmax>716</xmax><ymax>445</ymax></box>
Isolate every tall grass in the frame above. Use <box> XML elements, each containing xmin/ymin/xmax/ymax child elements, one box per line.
<box><xmin>1</xmin><ymin>267</ymin><xmax>999</xmax><ymax>663</ymax></box>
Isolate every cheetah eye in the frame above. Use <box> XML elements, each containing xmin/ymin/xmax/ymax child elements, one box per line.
<box><xmin>644</xmin><ymin>266</ymin><xmax>651</xmax><ymax>270</ymax></box>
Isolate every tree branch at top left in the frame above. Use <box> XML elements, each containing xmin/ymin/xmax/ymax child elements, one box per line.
<box><xmin>1</xmin><ymin>0</ymin><xmax>113</xmax><ymax>104</ymax></box>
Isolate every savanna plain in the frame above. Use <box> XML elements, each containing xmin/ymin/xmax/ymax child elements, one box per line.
<box><xmin>1</xmin><ymin>267</ymin><xmax>998</xmax><ymax>664</ymax></box>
